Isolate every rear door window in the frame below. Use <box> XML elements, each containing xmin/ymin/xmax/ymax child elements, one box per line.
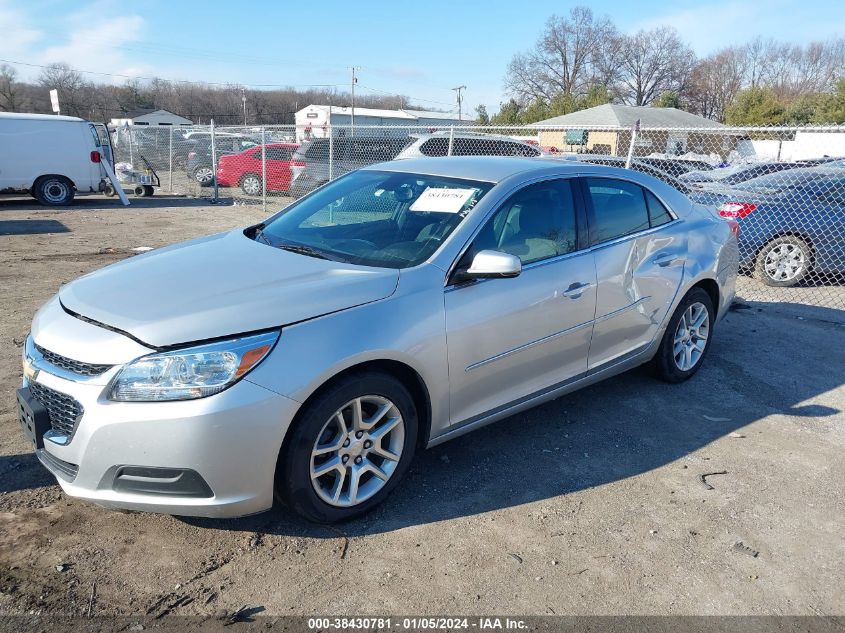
<box><xmin>584</xmin><ymin>178</ymin><xmax>651</xmax><ymax>244</ymax></box>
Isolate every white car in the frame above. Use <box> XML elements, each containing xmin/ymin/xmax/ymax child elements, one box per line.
<box><xmin>395</xmin><ymin>132</ymin><xmax>542</xmax><ymax>160</ymax></box>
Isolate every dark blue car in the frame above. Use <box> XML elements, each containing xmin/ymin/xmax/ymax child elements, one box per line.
<box><xmin>689</xmin><ymin>168</ymin><xmax>845</xmax><ymax>287</ymax></box>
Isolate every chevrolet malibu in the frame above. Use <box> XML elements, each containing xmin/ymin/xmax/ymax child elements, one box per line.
<box><xmin>17</xmin><ymin>157</ymin><xmax>738</xmax><ymax>523</ymax></box>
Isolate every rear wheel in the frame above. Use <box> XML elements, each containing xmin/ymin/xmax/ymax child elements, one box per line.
<box><xmin>276</xmin><ymin>372</ymin><xmax>418</xmax><ymax>523</ymax></box>
<box><xmin>33</xmin><ymin>176</ymin><xmax>74</xmax><ymax>206</ymax></box>
<box><xmin>755</xmin><ymin>236</ymin><xmax>811</xmax><ymax>287</ymax></box>
<box><xmin>240</xmin><ymin>173</ymin><xmax>262</xmax><ymax>196</ymax></box>
<box><xmin>652</xmin><ymin>288</ymin><xmax>714</xmax><ymax>383</ymax></box>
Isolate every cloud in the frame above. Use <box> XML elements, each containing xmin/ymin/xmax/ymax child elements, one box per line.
<box><xmin>0</xmin><ymin>0</ymin><xmax>43</xmax><ymax>56</ymax></box>
<box><xmin>36</xmin><ymin>14</ymin><xmax>148</xmax><ymax>80</ymax></box>
<box><xmin>1</xmin><ymin>0</ymin><xmax>151</xmax><ymax>82</ymax></box>
<box><xmin>630</xmin><ymin>0</ymin><xmax>844</xmax><ymax>55</ymax></box>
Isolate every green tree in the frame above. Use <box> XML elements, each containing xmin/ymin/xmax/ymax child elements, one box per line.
<box><xmin>519</xmin><ymin>99</ymin><xmax>550</xmax><ymax>124</ymax></box>
<box><xmin>474</xmin><ymin>104</ymin><xmax>490</xmax><ymax>124</ymax></box>
<box><xmin>652</xmin><ymin>91</ymin><xmax>682</xmax><ymax>109</ymax></box>
<box><xmin>580</xmin><ymin>85</ymin><xmax>611</xmax><ymax>109</ymax></box>
<box><xmin>810</xmin><ymin>79</ymin><xmax>845</xmax><ymax>124</ymax></box>
<box><xmin>490</xmin><ymin>99</ymin><xmax>522</xmax><ymax>125</ymax></box>
<box><xmin>725</xmin><ymin>87</ymin><xmax>788</xmax><ymax>125</ymax></box>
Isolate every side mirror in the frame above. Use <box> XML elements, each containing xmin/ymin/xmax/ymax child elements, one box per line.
<box><xmin>459</xmin><ymin>250</ymin><xmax>522</xmax><ymax>280</ymax></box>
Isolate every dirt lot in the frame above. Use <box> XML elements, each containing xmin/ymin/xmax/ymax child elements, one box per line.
<box><xmin>0</xmin><ymin>195</ymin><xmax>843</xmax><ymax>618</ymax></box>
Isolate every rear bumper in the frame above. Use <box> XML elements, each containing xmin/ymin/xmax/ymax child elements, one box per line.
<box><xmin>215</xmin><ymin>167</ymin><xmax>239</xmax><ymax>187</ymax></box>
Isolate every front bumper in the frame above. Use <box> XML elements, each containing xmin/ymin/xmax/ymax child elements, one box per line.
<box><xmin>24</xmin><ymin>359</ymin><xmax>300</xmax><ymax>518</ymax></box>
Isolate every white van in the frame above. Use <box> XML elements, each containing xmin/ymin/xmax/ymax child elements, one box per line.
<box><xmin>0</xmin><ymin>112</ymin><xmax>113</xmax><ymax>206</ymax></box>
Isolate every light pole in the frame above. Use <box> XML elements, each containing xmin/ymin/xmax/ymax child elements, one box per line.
<box><xmin>241</xmin><ymin>88</ymin><xmax>247</xmax><ymax>126</ymax></box>
<box><xmin>350</xmin><ymin>67</ymin><xmax>359</xmax><ymax>137</ymax></box>
<box><xmin>452</xmin><ymin>85</ymin><xmax>466</xmax><ymax>121</ymax></box>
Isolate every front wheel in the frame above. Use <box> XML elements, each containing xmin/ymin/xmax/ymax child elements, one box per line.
<box><xmin>755</xmin><ymin>236</ymin><xmax>812</xmax><ymax>287</ymax></box>
<box><xmin>276</xmin><ymin>372</ymin><xmax>418</xmax><ymax>523</ymax></box>
<box><xmin>652</xmin><ymin>288</ymin><xmax>714</xmax><ymax>383</ymax></box>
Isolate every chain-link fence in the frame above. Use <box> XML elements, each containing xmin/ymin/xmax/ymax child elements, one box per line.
<box><xmin>111</xmin><ymin>122</ymin><xmax>845</xmax><ymax>315</ymax></box>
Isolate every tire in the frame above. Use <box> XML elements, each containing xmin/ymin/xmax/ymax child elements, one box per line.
<box><xmin>240</xmin><ymin>173</ymin><xmax>262</xmax><ymax>197</ymax></box>
<box><xmin>193</xmin><ymin>166</ymin><xmax>215</xmax><ymax>185</ymax></box>
<box><xmin>754</xmin><ymin>236</ymin><xmax>812</xmax><ymax>287</ymax></box>
<box><xmin>142</xmin><ymin>185</ymin><xmax>154</xmax><ymax>197</ymax></box>
<box><xmin>103</xmin><ymin>183</ymin><xmax>116</xmax><ymax>197</ymax></box>
<box><xmin>33</xmin><ymin>176</ymin><xmax>74</xmax><ymax>206</ymax></box>
<box><xmin>652</xmin><ymin>288</ymin><xmax>714</xmax><ymax>383</ymax></box>
<box><xmin>276</xmin><ymin>371</ymin><xmax>418</xmax><ymax>523</ymax></box>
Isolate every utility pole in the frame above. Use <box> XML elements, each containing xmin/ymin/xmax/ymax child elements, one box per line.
<box><xmin>350</xmin><ymin>67</ymin><xmax>360</xmax><ymax>137</ymax></box>
<box><xmin>241</xmin><ymin>88</ymin><xmax>247</xmax><ymax>126</ymax></box>
<box><xmin>452</xmin><ymin>85</ymin><xmax>466</xmax><ymax>121</ymax></box>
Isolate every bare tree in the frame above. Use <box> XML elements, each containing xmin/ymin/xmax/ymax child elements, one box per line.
<box><xmin>613</xmin><ymin>27</ymin><xmax>696</xmax><ymax>106</ymax></box>
<box><xmin>687</xmin><ymin>48</ymin><xmax>747</xmax><ymax>121</ymax></box>
<box><xmin>37</xmin><ymin>63</ymin><xmax>86</xmax><ymax>116</ymax></box>
<box><xmin>504</xmin><ymin>6</ymin><xmax>618</xmax><ymax>104</ymax></box>
<box><xmin>0</xmin><ymin>63</ymin><xmax>22</xmax><ymax>111</ymax></box>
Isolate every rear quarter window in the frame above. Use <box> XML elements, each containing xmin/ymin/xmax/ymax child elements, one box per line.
<box><xmin>420</xmin><ymin>138</ymin><xmax>449</xmax><ymax>157</ymax></box>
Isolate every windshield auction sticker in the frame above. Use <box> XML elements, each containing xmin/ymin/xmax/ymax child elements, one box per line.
<box><xmin>409</xmin><ymin>187</ymin><xmax>475</xmax><ymax>213</ymax></box>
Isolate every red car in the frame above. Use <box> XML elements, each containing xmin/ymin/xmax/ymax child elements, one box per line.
<box><xmin>216</xmin><ymin>143</ymin><xmax>302</xmax><ymax>196</ymax></box>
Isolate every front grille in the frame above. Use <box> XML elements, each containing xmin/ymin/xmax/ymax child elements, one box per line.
<box><xmin>35</xmin><ymin>343</ymin><xmax>112</xmax><ymax>377</ymax></box>
<box><xmin>28</xmin><ymin>381</ymin><xmax>84</xmax><ymax>439</ymax></box>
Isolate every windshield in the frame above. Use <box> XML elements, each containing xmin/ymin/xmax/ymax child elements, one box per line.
<box><xmin>259</xmin><ymin>170</ymin><xmax>493</xmax><ymax>268</ymax></box>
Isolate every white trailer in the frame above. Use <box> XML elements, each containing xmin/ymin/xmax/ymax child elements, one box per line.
<box><xmin>294</xmin><ymin>104</ymin><xmax>472</xmax><ymax>142</ymax></box>
<box><xmin>0</xmin><ymin>112</ymin><xmax>114</xmax><ymax>206</ymax></box>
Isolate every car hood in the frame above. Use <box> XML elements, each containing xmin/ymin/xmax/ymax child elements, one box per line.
<box><xmin>59</xmin><ymin>229</ymin><xmax>400</xmax><ymax>347</ymax></box>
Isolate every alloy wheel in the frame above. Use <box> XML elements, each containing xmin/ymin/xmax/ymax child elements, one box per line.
<box><xmin>194</xmin><ymin>167</ymin><xmax>214</xmax><ymax>183</ymax></box>
<box><xmin>764</xmin><ymin>242</ymin><xmax>805</xmax><ymax>282</ymax></box>
<box><xmin>242</xmin><ymin>176</ymin><xmax>261</xmax><ymax>196</ymax></box>
<box><xmin>310</xmin><ymin>395</ymin><xmax>405</xmax><ymax>508</ymax></box>
<box><xmin>673</xmin><ymin>301</ymin><xmax>710</xmax><ymax>372</ymax></box>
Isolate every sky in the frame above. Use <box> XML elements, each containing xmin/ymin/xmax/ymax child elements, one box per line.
<box><xmin>1</xmin><ymin>0</ymin><xmax>843</xmax><ymax>115</ymax></box>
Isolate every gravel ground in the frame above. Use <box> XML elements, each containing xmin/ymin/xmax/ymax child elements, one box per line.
<box><xmin>0</xmin><ymin>194</ymin><xmax>843</xmax><ymax>618</ymax></box>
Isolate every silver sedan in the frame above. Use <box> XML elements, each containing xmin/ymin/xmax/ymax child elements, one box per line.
<box><xmin>17</xmin><ymin>157</ymin><xmax>738</xmax><ymax>523</ymax></box>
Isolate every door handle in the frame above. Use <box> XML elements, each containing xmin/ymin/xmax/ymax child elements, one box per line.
<box><xmin>653</xmin><ymin>253</ymin><xmax>679</xmax><ymax>267</ymax></box>
<box><xmin>562</xmin><ymin>282</ymin><xmax>593</xmax><ymax>299</ymax></box>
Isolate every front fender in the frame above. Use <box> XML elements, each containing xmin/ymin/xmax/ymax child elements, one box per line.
<box><xmin>245</xmin><ymin>266</ymin><xmax>451</xmax><ymax>438</ymax></box>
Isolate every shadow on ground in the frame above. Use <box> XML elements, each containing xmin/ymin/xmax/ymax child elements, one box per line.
<box><xmin>0</xmin><ymin>219</ymin><xmax>70</xmax><ymax>235</ymax></box>
<box><xmin>0</xmin><ymin>452</ymin><xmax>55</xmax><ymax>494</ymax></box>
<box><xmin>0</xmin><ymin>196</ymin><xmax>220</xmax><ymax>212</ymax></box>
<box><xmin>175</xmin><ymin>301</ymin><xmax>844</xmax><ymax>538</ymax></box>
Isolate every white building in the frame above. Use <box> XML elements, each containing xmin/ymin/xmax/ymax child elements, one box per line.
<box><xmin>109</xmin><ymin>108</ymin><xmax>193</xmax><ymax>128</ymax></box>
<box><xmin>295</xmin><ymin>104</ymin><xmax>472</xmax><ymax>141</ymax></box>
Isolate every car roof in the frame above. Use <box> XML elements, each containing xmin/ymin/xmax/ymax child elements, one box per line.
<box><xmin>366</xmin><ymin>156</ymin><xmax>565</xmax><ymax>182</ymax></box>
<box><xmin>365</xmin><ymin>156</ymin><xmax>693</xmax><ymax>214</ymax></box>
<box><xmin>410</xmin><ymin>131</ymin><xmax>534</xmax><ymax>144</ymax></box>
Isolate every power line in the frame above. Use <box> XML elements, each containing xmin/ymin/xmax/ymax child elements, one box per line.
<box><xmin>357</xmin><ymin>84</ymin><xmax>456</xmax><ymax>109</ymax></box>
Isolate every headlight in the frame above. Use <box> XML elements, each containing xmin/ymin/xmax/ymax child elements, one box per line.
<box><xmin>108</xmin><ymin>331</ymin><xmax>279</xmax><ymax>402</ymax></box>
